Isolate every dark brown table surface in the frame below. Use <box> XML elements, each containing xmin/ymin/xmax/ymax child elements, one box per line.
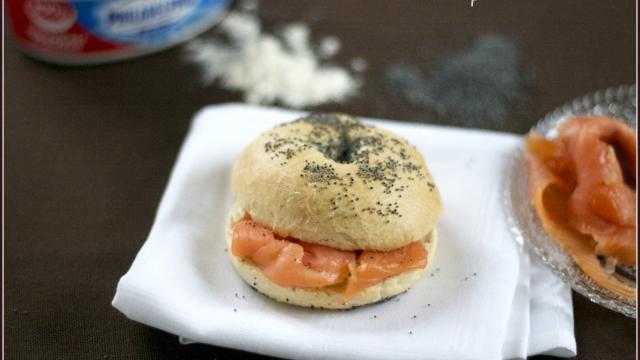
<box><xmin>5</xmin><ymin>1</ymin><xmax>636</xmax><ymax>359</ymax></box>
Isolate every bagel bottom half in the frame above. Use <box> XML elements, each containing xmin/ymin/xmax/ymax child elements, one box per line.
<box><xmin>225</xmin><ymin>203</ymin><xmax>438</xmax><ymax>309</ymax></box>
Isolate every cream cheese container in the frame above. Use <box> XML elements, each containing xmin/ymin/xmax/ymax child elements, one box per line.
<box><xmin>6</xmin><ymin>0</ymin><xmax>231</xmax><ymax>64</ymax></box>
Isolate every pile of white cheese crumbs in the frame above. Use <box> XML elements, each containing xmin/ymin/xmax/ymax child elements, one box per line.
<box><xmin>184</xmin><ymin>11</ymin><xmax>361</xmax><ymax>108</ymax></box>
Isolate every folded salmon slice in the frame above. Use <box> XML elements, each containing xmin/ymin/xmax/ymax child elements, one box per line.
<box><xmin>557</xmin><ymin>116</ymin><xmax>636</xmax><ymax>265</ymax></box>
<box><xmin>343</xmin><ymin>241</ymin><xmax>427</xmax><ymax>301</ymax></box>
<box><xmin>232</xmin><ymin>219</ymin><xmax>427</xmax><ymax>302</ymax></box>
<box><xmin>233</xmin><ymin>220</ymin><xmax>354</xmax><ymax>288</ymax></box>
<box><xmin>525</xmin><ymin>116</ymin><xmax>636</xmax><ymax>301</ymax></box>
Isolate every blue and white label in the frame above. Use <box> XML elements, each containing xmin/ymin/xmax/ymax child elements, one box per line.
<box><xmin>74</xmin><ymin>0</ymin><xmax>229</xmax><ymax>44</ymax></box>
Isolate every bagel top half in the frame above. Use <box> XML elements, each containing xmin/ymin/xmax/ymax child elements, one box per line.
<box><xmin>231</xmin><ymin>113</ymin><xmax>442</xmax><ymax>251</ymax></box>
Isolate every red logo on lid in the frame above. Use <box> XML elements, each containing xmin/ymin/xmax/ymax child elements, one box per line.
<box><xmin>24</xmin><ymin>0</ymin><xmax>77</xmax><ymax>33</ymax></box>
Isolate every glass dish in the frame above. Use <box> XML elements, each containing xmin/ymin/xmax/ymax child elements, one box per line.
<box><xmin>504</xmin><ymin>84</ymin><xmax>637</xmax><ymax>318</ymax></box>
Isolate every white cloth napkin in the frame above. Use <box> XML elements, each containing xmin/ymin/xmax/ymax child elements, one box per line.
<box><xmin>112</xmin><ymin>104</ymin><xmax>576</xmax><ymax>360</ymax></box>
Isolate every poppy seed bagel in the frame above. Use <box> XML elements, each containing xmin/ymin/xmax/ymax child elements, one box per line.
<box><xmin>230</xmin><ymin>113</ymin><xmax>442</xmax><ymax>251</ymax></box>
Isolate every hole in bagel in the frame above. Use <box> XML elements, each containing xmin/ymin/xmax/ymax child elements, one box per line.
<box><xmin>335</xmin><ymin>137</ymin><xmax>359</xmax><ymax>164</ymax></box>
<box><xmin>303</xmin><ymin>114</ymin><xmax>400</xmax><ymax>172</ymax></box>
<box><xmin>304</xmin><ymin>114</ymin><xmax>369</xmax><ymax>164</ymax></box>
<box><xmin>315</xmin><ymin>135</ymin><xmax>376</xmax><ymax>164</ymax></box>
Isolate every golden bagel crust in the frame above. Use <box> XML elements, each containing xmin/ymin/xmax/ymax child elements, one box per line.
<box><xmin>231</xmin><ymin>113</ymin><xmax>442</xmax><ymax>251</ymax></box>
<box><xmin>225</xmin><ymin>203</ymin><xmax>437</xmax><ymax>309</ymax></box>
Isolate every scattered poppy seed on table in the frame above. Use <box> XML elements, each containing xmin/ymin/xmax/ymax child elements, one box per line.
<box><xmin>384</xmin><ymin>35</ymin><xmax>528</xmax><ymax>129</ymax></box>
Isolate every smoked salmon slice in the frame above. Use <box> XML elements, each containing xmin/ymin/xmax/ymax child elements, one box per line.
<box><xmin>525</xmin><ymin>116</ymin><xmax>636</xmax><ymax>301</ymax></box>
<box><xmin>557</xmin><ymin>117</ymin><xmax>636</xmax><ymax>266</ymax></box>
<box><xmin>233</xmin><ymin>219</ymin><xmax>354</xmax><ymax>288</ymax></box>
<box><xmin>343</xmin><ymin>241</ymin><xmax>427</xmax><ymax>302</ymax></box>
<box><xmin>232</xmin><ymin>219</ymin><xmax>428</xmax><ymax>302</ymax></box>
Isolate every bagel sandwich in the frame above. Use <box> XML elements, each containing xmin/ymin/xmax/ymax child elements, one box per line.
<box><xmin>227</xmin><ymin>113</ymin><xmax>442</xmax><ymax>309</ymax></box>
